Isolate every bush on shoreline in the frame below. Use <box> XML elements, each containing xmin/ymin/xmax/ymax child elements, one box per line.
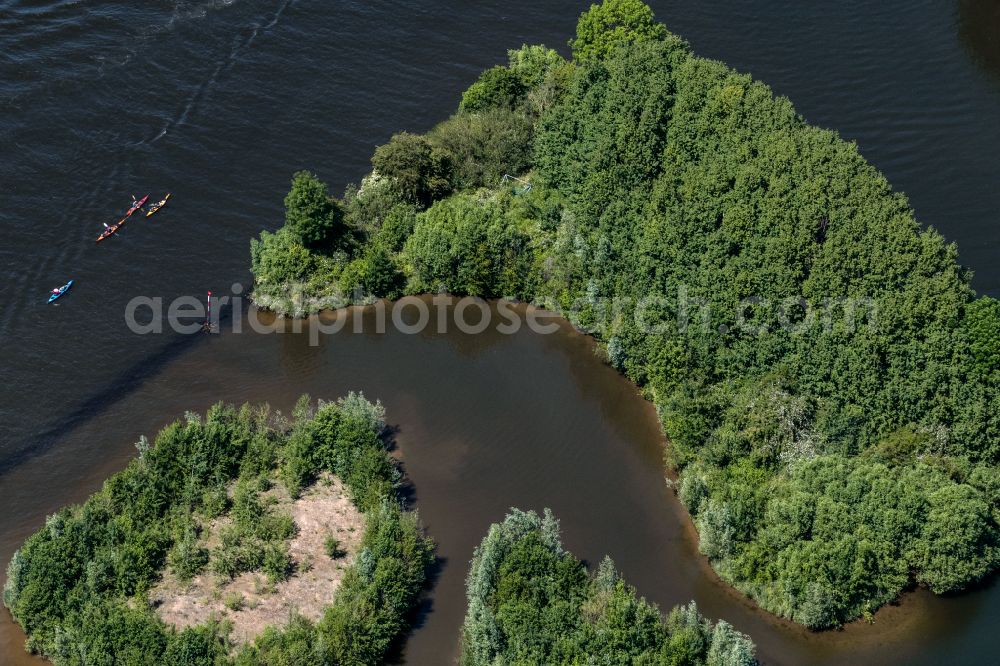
<box><xmin>249</xmin><ymin>42</ymin><xmax>566</xmax><ymax>315</ymax></box>
<box><xmin>3</xmin><ymin>395</ymin><xmax>433</xmax><ymax>665</ymax></box>
<box><xmin>461</xmin><ymin>508</ymin><xmax>756</xmax><ymax>665</ymax></box>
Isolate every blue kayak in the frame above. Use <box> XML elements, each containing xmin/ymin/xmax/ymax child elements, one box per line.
<box><xmin>48</xmin><ymin>280</ymin><xmax>73</xmax><ymax>303</ymax></box>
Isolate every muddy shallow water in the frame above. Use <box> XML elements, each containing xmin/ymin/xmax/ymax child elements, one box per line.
<box><xmin>3</xmin><ymin>301</ymin><xmax>998</xmax><ymax>665</ymax></box>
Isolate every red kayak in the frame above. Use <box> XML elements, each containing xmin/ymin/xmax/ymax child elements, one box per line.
<box><xmin>124</xmin><ymin>194</ymin><xmax>149</xmax><ymax>218</ymax></box>
<box><xmin>96</xmin><ymin>219</ymin><xmax>125</xmax><ymax>243</ymax></box>
<box><xmin>95</xmin><ymin>195</ymin><xmax>149</xmax><ymax>244</ymax></box>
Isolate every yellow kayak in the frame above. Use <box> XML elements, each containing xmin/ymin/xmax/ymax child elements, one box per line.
<box><xmin>146</xmin><ymin>193</ymin><xmax>171</xmax><ymax>217</ymax></box>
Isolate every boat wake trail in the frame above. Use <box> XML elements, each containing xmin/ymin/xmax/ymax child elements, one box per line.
<box><xmin>245</xmin><ymin>0</ymin><xmax>293</xmax><ymax>49</ymax></box>
<box><xmin>223</xmin><ymin>0</ymin><xmax>295</xmax><ymax>70</ymax></box>
<box><xmin>151</xmin><ymin>0</ymin><xmax>292</xmax><ymax>144</ymax></box>
<box><xmin>161</xmin><ymin>0</ymin><xmax>241</xmax><ymax>33</ymax></box>
<box><xmin>152</xmin><ymin>59</ymin><xmax>224</xmax><ymax>142</ymax></box>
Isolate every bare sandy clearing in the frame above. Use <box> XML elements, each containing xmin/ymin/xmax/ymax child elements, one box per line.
<box><xmin>151</xmin><ymin>474</ymin><xmax>364</xmax><ymax>645</ymax></box>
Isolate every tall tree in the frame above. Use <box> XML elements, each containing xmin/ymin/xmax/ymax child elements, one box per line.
<box><xmin>284</xmin><ymin>170</ymin><xmax>343</xmax><ymax>250</ymax></box>
<box><xmin>570</xmin><ymin>0</ymin><xmax>669</xmax><ymax>62</ymax></box>
<box><xmin>459</xmin><ymin>66</ymin><xmax>527</xmax><ymax>112</ymax></box>
<box><xmin>371</xmin><ymin>132</ymin><xmax>452</xmax><ymax>207</ymax></box>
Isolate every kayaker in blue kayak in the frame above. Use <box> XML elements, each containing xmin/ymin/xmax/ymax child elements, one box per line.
<box><xmin>48</xmin><ymin>280</ymin><xmax>73</xmax><ymax>303</ymax></box>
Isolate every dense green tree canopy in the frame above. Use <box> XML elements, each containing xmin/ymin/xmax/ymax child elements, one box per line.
<box><xmin>371</xmin><ymin>131</ymin><xmax>452</xmax><ymax>207</ymax></box>
<box><xmin>250</xmin><ymin>226</ymin><xmax>313</xmax><ymax>287</ymax></box>
<box><xmin>459</xmin><ymin>65</ymin><xmax>527</xmax><ymax>113</ymax></box>
<box><xmin>570</xmin><ymin>0</ymin><xmax>669</xmax><ymax>62</ymax></box>
<box><xmin>531</xmin><ymin>21</ymin><xmax>1000</xmax><ymax>623</ymax></box>
<box><xmin>462</xmin><ymin>509</ymin><xmax>756</xmax><ymax>665</ymax></box>
<box><xmin>403</xmin><ymin>193</ymin><xmax>535</xmax><ymax>298</ymax></box>
<box><xmin>283</xmin><ymin>170</ymin><xmax>345</xmax><ymax>250</ymax></box>
<box><xmin>4</xmin><ymin>396</ymin><xmax>433</xmax><ymax>665</ymax></box>
<box><xmin>249</xmin><ymin>0</ymin><xmax>1000</xmax><ymax>630</ymax></box>
<box><xmin>507</xmin><ymin>44</ymin><xmax>565</xmax><ymax>89</ymax></box>
<box><xmin>427</xmin><ymin>108</ymin><xmax>534</xmax><ymax>190</ymax></box>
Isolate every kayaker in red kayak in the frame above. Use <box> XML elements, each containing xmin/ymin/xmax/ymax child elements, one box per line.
<box><xmin>126</xmin><ymin>194</ymin><xmax>149</xmax><ymax>215</ymax></box>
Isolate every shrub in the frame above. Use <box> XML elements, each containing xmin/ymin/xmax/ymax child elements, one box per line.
<box><xmin>403</xmin><ymin>194</ymin><xmax>535</xmax><ymax>298</ymax></box>
<box><xmin>507</xmin><ymin>44</ymin><xmax>564</xmax><ymax>89</ymax></box>
<box><xmin>459</xmin><ymin>66</ymin><xmax>526</xmax><ymax>112</ymax></box>
<box><xmin>371</xmin><ymin>132</ymin><xmax>452</xmax><ymax>207</ymax></box>
<box><xmin>340</xmin><ymin>243</ymin><xmax>404</xmax><ymax>300</ymax></box>
<box><xmin>284</xmin><ymin>170</ymin><xmax>347</xmax><ymax>250</ymax></box>
<box><xmin>325</xmin><ymin>534</ymin><xmax>343</xmax><ymax>559</ymax></box>
<box><xmin>262</xmin><ymin>542</ymin><xmax>293</xmax><ymax>584</ymax></box>
<box><xmin>250</xmin><ymin>227</ymin><xmax>313</xmax><ymax>288</ymax></box>
<box><xmin>168</xmin><ymin>526</ymin><xmax>209</xmax><ymax>582</ymax></box>
<box><xmin>200</xmin><ymin>485</ymin><xmax>229</xmax><ymax>519</ymax></box>
<box><xmin>343</xmin><ymin>175</ymin><xmax>413</xmax><ymax>237</ymax></box>
<box><xmin>570</xmin><ymin>0</ymin><xmax>669</xmax><ymax>62</ymax></box>
<box><xmin>461</xmin><ymin>509</ymin><xmax>755</xmax><ymax>664</ymax></box>
<box><xmin>224</xmin><ymin>591</ymin><xmax>246</xmax><ymax>612</ymax></box>
<box><xmin>427</xmin><ymin>108</ymin><xmax>534</xmax><ymax>190</ymax></box>
<box><xmin>678</xmin><ymin>470</ymin><xmax>709</xmax><ymax>515</ymax></box>
<box><xmin>374</xmin><ymin>204</ymin><xmax>417</xmax><ymax>252</ymax></box>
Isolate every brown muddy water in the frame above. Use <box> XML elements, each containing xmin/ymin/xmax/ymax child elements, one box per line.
<box><xmin>2</xmin><ymin>300</ymin><xmax>998</xmax><ymax>665</ymax></box>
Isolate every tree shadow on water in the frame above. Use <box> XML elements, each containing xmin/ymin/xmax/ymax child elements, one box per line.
<box><xmin>959</xmin><ymin>0</ymin><xmax>1000</xmax><ymax>83</ymax></box>
<box><xmin>383</xmin><ymin>423</ymin><xmax>418</xmax><ymax>508</ymax></box>
<box><xmin>384</xmin><ymin>553</ymin><xmax>449</xmax><ymax>665</ymax></box>
<box><xmin>380</xmin><ymin>420</ymin><xmax>448</xmax><ymax>664</ymax></box>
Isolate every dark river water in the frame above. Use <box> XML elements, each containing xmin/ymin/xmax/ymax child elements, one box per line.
<box><xmin>2</xmin><ymin>1</ymin><xmax>999</xmax><ymax>664</ymax></box>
